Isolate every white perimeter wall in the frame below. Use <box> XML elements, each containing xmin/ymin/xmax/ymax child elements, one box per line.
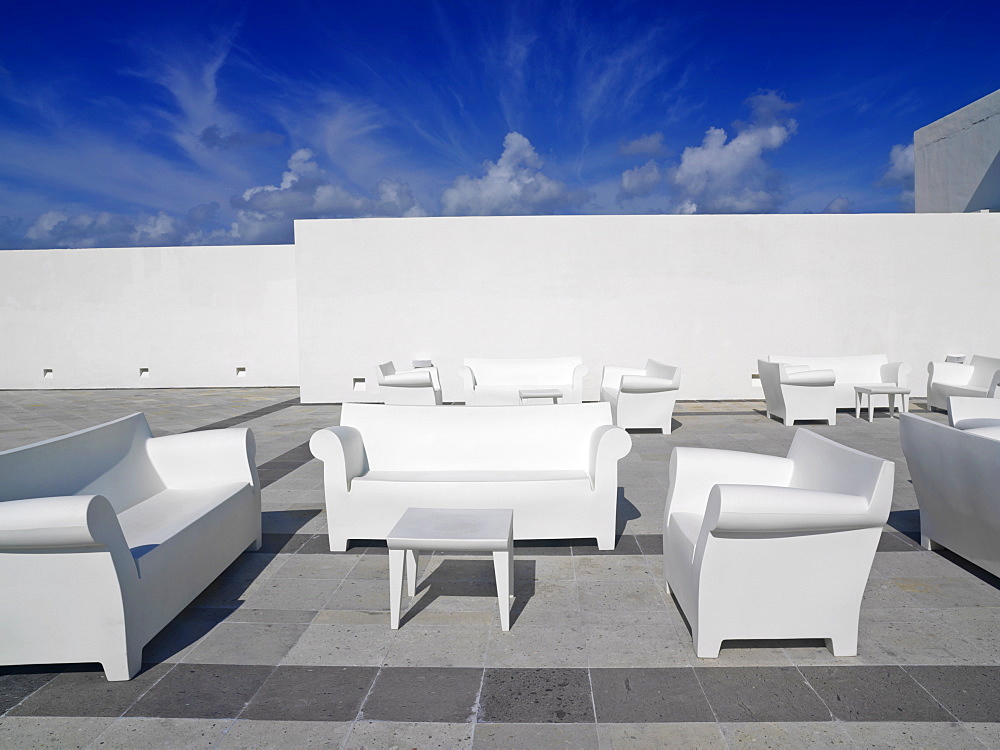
<box><xmin>295</xmin><ymin>213</ymin><xmax>1000</xmax><ymax>403</ymax></box>
<box><xmin>0</xmin><ymin>244</ymin><xmax>299</xmax><ymax>389</ymax></box>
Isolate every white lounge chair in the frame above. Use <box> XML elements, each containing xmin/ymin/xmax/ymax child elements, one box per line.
<box><xmin>758</xmin><ymin>359</ymin><xmax>836</xmax><ymax>425</ymax></box>
<box><xmin>599</xmin><ymin>359</ymin><xmax>681</xmax><ymax>432</ymax></box>
<box><xmin>376</xmin><ymin>361</ymin><xmax>442</xmax><ymax>405</ymax></box>
<box><xmin>926</xmin><ymin>355</ymin><xmax>1000</xmax><ymax>412</ymax></box>
<box><xmin>663</xmin><ymin>429</ymin><xmax>893</xmax><ymax>657</ymax></box>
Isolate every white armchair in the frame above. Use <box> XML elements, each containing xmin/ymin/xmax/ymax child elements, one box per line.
<box><xmin>926</xmin><ymin>354</ymin><xmax>1000</xmax><ymax>412</ymax></box>
<box><xmin>663</xmin><ymin>428</ymin><xmax>893</xmax><ymax>658</ymax></box>
<box><xmin>758</xmin><ymin>359</ymin><xmax>836</xmax><ymax>426</ymax></box>
<box><xmin>947</xmin><ymin>396</ymin><xmax>1000</xmax><ymax>437</ymax></box>
<box><xmin>599</xmin><ymin>359</ymin><xmax>681</xmax><ymax>432</ymax></box>
<box><xmin>376</xmin><ymin>361</ymin><xmax>442</xmax><ymax>405</ymax></box>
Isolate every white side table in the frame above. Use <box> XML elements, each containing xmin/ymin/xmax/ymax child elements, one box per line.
<box><xmin>386</xmin><ymin>508</ymin><xmax>514</xmax><ymax>630</ymax></box>
<box><xmin>854</xmin><ymin>385</ymin><xmax>911</xmax><ymax>422</ymax></box>
<box><xmin>518</xmin><ymin>388</ymin><xmax>563</xmax><ymax>405</ymax></box>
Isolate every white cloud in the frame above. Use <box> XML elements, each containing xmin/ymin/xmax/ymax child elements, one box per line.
<box><xmin>617</xmin><ymin>160</ymin><xmax>662</xmax><ymax>203</ymax></box>
<box><xmin>441</xmin><ymin>132</ymin><xmax>587</xmax><ymax>216</ymax></box>
<box><xmin>669</xmin><ymin>92</ymin><xmax>797</xmax><ymax>213</ymax></box>
<box><xmin>882</xmin><ymin>143</ymin><xmax>915</xmax><ymax>210</ymax></box>
<box><xmin>22</xmin><ymin>207</ymin><xmax>237</xmax><ymax>249</ymax></box>
<box><xmin>233</xmin><ymin>149</ymin><xmax>426</xmax><ymax>243</ymax></box>
<box><xmin>822</xmin><ymin>196</ymin><xmax>854</xmax><ymax>213</ymax></box>
<box><xmin>620</xmin><ymin>132</ymin><xmax>666</xmax><ymax>157</ymax></box>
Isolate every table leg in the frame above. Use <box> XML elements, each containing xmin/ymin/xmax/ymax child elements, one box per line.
<box><xmin>855</xmin><ymin>391</ymin><xmax>861</xmax><ymax>420</ymax></box>
<box><xmin>406</xmin><ymin>549</ymin><xmax>419</xmax><ymax>597</ymax></box>
<box><xmin>493</xmin><ymin>549</ymin><xmax>512</xmax><ymax>631</ymax></box>
<box><xmin>389</xmin><ymin>549</ymin><xmax>405</xmax><ymax>629</ymax></box>
<box><xmin>868</xmin><ymin>393</ymin><xmax>874</xmax><ymax>422</ymax></box>
<box><xmin>888</xmin><ymin>393</ymin><xmax>897</xmax><ymax>418</ymax></box>
<box><xmin>902</xmin><ymin>393</ymin><xmax>909</xmax><ymax>413</ymax></box>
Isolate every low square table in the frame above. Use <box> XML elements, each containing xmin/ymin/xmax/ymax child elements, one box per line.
<box><xmin>854</xmin><ymin>384</ymin><xmax>911</xmax><ymax>422</ymax></box>
<box><xmin>386</xmin><ymin>507</ymin><xmax>514</xmax><ymax>630</ymax></box>
<box><xmin>518</xmin><ymin>388</ymin><xmax>563</xmax><ymax>405</ymax></box>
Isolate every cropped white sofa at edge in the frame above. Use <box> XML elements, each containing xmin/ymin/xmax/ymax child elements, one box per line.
<box><xmin>926</xmin><ymin>354</ymin><xmax>1000</xmax><ymax>412</ymax></box>
<box><xmin>461</xmin><ymin>357</ymin><xmax>587</xmax><ymax>405</ymax></box>
<box><xmin>310</xmin><ymin>402</ymin><xmax>631</xmax><ymax>550</ymax></box>
<box><xmin>377</xmin><ymin>361</ymin><xmax>443</xmax><ymax>405</ymax></box>
<box><xmin>948</xmin><ymin>396</ymin><xmax>1000</xmax><ymax>435</ymax></box>
<box><xmin>900</xmin><ymin>411</ymin><xmax>1000</xmax><ymax>578</ymax></box>
<box><xmin>0</xmin><ymin>413</ymin><xmax>261</xmax><ymax>681</ymax></box>
<box><xmin>600</xmin><ymin>359</ymin><xmax>681</xmax><ymax>432</ymax></box>
<box><xmin>663</xmin><ymin>429</ymin><xmax>894</xmax><ymax>657</ymax></box>
<box><xmin>767</xmin><ymin>354</ymin><xmax>911</xmax><ymax>411</ymax></box>
<box><xmin>758</xmin><ymin>359</ymin><xmax>837</xmax><ymax>426</ymax></box>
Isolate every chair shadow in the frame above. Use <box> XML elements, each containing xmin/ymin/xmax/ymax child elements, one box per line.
<box><xmin>399</xmin><ymin>558</ymin><xmax>537</xmax><ymax>627</ymax></box>
<box><xmin>615</xmin><ymin>487</ymin><xmax>641</xmax><ymax>538</ymax></box>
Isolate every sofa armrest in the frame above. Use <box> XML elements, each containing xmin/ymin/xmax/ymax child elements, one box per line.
<box><xmin>0</xmin><ymin>494</ymin><xmax>127</xmax><ymax>549</ymax></box>
<box><xmin>588</xmin><ymin>425</ymin><xmax>632</xmax><ymax>488</ymax></box>
<box><xmin>572</xmin><ymin>364</ymin><xmax>588</xmax><ymax>394</ymax></box>
<box><xmin>310</xmin><ymin>426</ymin><xmax>368</xmax><ymax>491</ymax></box>
<box><xmin>146</xmin><ymin>428</ymin><xmax>257</xmax><ymax>490</ymax></box>
<box><xmin>620</xmin><ymin>375</ymin><xmax>677</xmax><ymax>393</ymax></box>
<box><xmin>381</xmin><ymin>370</ymin><xmax>433</xmax><ymax>388</ymax></box>
<box><xmin>460</xmin><ymin>365</ymin><xmax>476</xmax><ymax>397</ymax></box>
<box><xmin>781</xmin><ymin>368</ymin><xmax>836</xmax><ymax>386</ymax></box>
<box><xmin>666</xmin><ymin>448</ymin><xmax>795</xmax><ymax>517</ymax></box>
<box><xmin>705</xmin><ymin>484</ymin><xmax>875</xmax><ymax>534</ymax></box>
<box><xmin>881</xmin><ymin>361</ymin><xmax>912</xmax><ymax>387</ymax></box>
<box><xmin>928</xmin><ymin>361</ymin><xmax>974</xmax><ymax>386</ymax></box>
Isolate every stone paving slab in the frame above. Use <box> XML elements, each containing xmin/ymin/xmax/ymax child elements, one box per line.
<box><xmin>1</xmin><ymin>388</ymin><xmax>999</xmax><ymax>747</ymax></box>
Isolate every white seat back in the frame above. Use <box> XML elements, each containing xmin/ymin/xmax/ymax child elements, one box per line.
<box><xmin>464</xmin><ymin>357</ymin><xmax>582</xmax><ymax>386</ymax></box>
<box><xmin>769</xmin><ymin>354</ymin><xmax>888</xmax><ymax>384</ymax></box>
<box><xmin>341</xmin><ymin>402</ymin><xmax>611</xmax><ymax>472</ymax></box>
<box><xmin>968</xmin><ymin>355</ymin><xmax>1000</xmax><ymax>387</ymax></box>
<box><xmin>0</xmin><ymin>413</ymin><xmax>163</xmax><ymax>513</ymax></box>
<box><xmin>786</xmin><ymin>428</ymin><xmax>890</xmax><ymax>503</ymax></box>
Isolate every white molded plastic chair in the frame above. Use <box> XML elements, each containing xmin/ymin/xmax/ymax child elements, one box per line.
<box><xmin>926</xmin><ymin>354</ymin><xmax>1000</xmax><ymax>412</ymax></box>
<box><xmin>376</xmin><ymin>361</ymin><xmax>442</xmax><ymax>405</ymax></box>
<box><xmin>758</xmin><ymin>359</ymin><xmax>836</xmax><ymax>425</ymax></box>
<box><xmin>663</xmin><ymin>429</ymin><xmax>893</xmax><ymax>658</ymax></box>
<box><xmin>600</xmin><ymin>359</ymin><xmax>681</xmax><ymax>432</ymax></box>
<box><xmin>947</xmin><ymin>396</ymin><xmax>1000</xmax><ymax>436</ymax></box>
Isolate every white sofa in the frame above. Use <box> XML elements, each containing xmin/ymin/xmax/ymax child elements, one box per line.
<box><xmin>926</xmin><ymin>354</ymin><xmax>1000</xmax><ymax>412</ymax></box>
<box><xmin>948</xmin><ymin>396</ymin><xmax>1000</xmax><ymax>436</ymax></box>
<box><xmin>758</xmin><ymin>359</ymin><xmax>837</xmax><ymax>426</ymax></box>
<box><xmin>310</xmin><ymin>402</ymin><xmax>631</xmax><ymax>551</ymax></box>
<box><xmin>663</xmin><ymin>429</ymin><xmax>894</xmax><ymax>658</ymax></box>
<box><xmin>768</xmin><ymin>354</ymin><xmax>911</xmax><ymax>410</ymax></box>
<box><xmin>377</xmin><ymin>361</ymin><xmax>442</xmax><ymax>405</ymax></box>
<box><xmin>460</xmin><ymin>357</ymin><xmax>586</xmax><ymax>405</ymax></box>
<box><xmin>900</xmin><ymin>412</ymin><xmax>1000</xmax><ymax>578</ymax></box>
<box><xmin>600</xmin><ymin>359</ymin><xmax>681</xmax><ymax>432</ymax></box>
<box><xmin>0</xmin><ymin>413</ymin><xmax>261</xmax><ymax>681</ymax></box>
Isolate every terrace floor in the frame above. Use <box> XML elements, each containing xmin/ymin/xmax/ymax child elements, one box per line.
<box><xmin>1</xmin><ymin>388</ymin><xmax>999</xmax><ymax>749</ymax></box>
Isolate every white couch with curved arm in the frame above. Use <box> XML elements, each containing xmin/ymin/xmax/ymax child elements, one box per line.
<box><xmin>599</xmin><ymin>359</ymin><xmax>681</xmax><ymax>432</ymax></box>
<box><xmin>460</xmin><ymin>357</ymin><xmax>586</xmax><ymax>405</ymax></box>
<box><xmin>377</xmin><ymin>361</ymin><xmax>442</xmax><ymax>405</ymax></box>
<box><xmin>310</xmin><ymin>402</ymin><xmax>631</xmax><ymax>551</ymax></box>
<box><xmin>926</xmin><ymin>354</ymin><xmax>1000</xmax><ymax>413</ymax></box>
<box><xmin>758</xmin><ymin>359</ymin><xmax>837</xmax><ymax>425</ymax></box>
<box><xmin>768</xmin><ymin>354</ymin><xmax>911</xmax><ymax>411</ymax></box>
<box><xmin>0</xmin><ymin>413</ymin><xmax>261</xmax><ymax>681</ymax></box>
<box><xmin>663</xmin><ymin>429</ymin><xmax>894</xmax><ymax>658</ymax></box>
<box><xmin>900</xmin><ymin>412</ymin><xmax>1000</xmax><ymax>577</ymax></box>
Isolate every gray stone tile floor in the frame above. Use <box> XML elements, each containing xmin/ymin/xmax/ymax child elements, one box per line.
<box><xmin>2</xmin><ymin>388</ymin><xmax>1000</xmax><ymax>748</ymax></box>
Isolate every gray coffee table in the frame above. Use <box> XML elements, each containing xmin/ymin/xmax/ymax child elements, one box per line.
<box><xmin>387</xmin><ymin>507</ymin><xmax>514</xmax><ymax>630</ymax></box>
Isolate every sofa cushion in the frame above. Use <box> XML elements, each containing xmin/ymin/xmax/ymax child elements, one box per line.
<box><xmin>358</xmin><ymin>470</ymin><xmax>589</xmax><ymax>483</ymax></box>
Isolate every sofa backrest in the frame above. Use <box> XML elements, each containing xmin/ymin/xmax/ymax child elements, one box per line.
<box><xmin>769</xmin><ymin>354</ymin><xmax>888</xmax><ymax>384</ymax></box>
<box><xmin>0</xmin><ymin>413</ymin><xmax>163</xmax><ymax>513</ymax></box>
<box><xmin>968</xmin><ymin>355</ymin><xmax>1000</xmax><ymax>387</ymax></box>
<box><xmin>341</xmin><ymin>402</ymin><xmax>612</xmax><ymax>472</ymax></box>
<box><xmin>464</xmin><ymin>357</ymin><xmax>583</xmax><ymax>386</ymax></box>
<box><xmin>948</xmin><ymin>396</ymin><xmax>1000</xmax><ymax>429</ymax></box>
<box><xmin>786</xmin><ymin>428</ymin><xmax>892</xmax><ymax>506</ymax></box>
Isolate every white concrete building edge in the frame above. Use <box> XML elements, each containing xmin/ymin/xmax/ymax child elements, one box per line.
<box><xmin>916</xmin><ymin>88</ymin><xmax>1000</xmax><ymax>213</ymax></box>
<box><xmin>295</xmin><ymin>213</ymin><xmax>1000</xmax><ymax>403</ymax></box>
<box><xmin>0</xmin><ymin>243</ymin><xmax>299</xmax><ymax>389</ymax></box>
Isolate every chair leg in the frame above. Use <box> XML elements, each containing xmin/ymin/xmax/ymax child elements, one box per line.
<box><xmin>825</xmin><ymin>630</ymin><xmax>858</xmax><ymax>657</ymax></box>
<box><xmin>328</xmin><ymin>536</ymin><xmax>349</xmax><ymax>552</ymax></box>
<box><xmin>102</xmin><ymin>642</ymin><xmax>143</xmax><ymax>682</ymax></box>
<box><xmin>921</xmin><ymin>534</ymin><xmax>942</xmax><ymax>551</ymax></box>
<box><xmin>693</xmin><ymin>630</ymin><xmax>722</xmax><ymax>658</ymax></box>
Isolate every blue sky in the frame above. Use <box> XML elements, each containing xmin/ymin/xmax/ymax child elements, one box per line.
<box><xmin>1</xmin><ymin>0</ymin><xmax>998</xmax><ymax>248</ymax></box>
